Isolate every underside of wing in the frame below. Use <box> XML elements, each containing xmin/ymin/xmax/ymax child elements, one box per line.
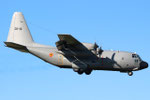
<box><xmin>58</xmin><ymin>34</ymin><xmax>80</xmax><ymax>46</ymax></box>
<box><xmin>56</xmin><ymin>34</ymin><xmax>86</xmax><ymax>51</ymax></box>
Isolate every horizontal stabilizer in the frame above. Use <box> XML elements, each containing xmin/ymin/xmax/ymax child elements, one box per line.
<box><xmin>4</xmin><ymin>42</ymin><xmax>29</xmax><ymax>52</ymax></box>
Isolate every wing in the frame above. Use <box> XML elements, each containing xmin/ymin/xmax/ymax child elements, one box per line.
<box><xmin>56</xmin><ymin>34</ymin><xmax>86</xmax><ymax>51</ymax></box>
<box><xmin>55</xmin><ymin>34</ymin><xmax>98</xmax><ymax>59</ymax></box>
<box><xmin>58</xmin><ymin>34</ymin><xmax>80</xmax><ymax>46</ymax></box>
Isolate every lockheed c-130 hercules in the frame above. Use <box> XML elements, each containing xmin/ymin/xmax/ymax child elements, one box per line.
<box><xmin>4</xmin><ymin>12</ymin><xmax>148</xmax><ymax>76</ymax></box>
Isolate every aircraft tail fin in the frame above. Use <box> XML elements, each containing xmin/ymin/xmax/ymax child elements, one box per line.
<box><xmin>6</xmin><ymin>12</ymin><xmax>34</xmax><ymax>46</ymax></box>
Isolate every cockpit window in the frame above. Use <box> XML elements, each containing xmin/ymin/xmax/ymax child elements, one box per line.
<box><xmin>132</xmin><ymin>54</ymin><xmax>137</xmax><ymax>58</ymax></box>
<box><xmin>132</xmin><ymin>54</ymin><xmax>142</xmax><ymax>61</ymax></box>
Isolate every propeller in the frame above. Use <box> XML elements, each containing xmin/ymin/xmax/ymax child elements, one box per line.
<box><xmin>93</xmin><ymin>42</ymin><xmax>103</xmax><ymax>57</ymax></box>
<box><xmin>93</xmin><ymin>42</ymin><xmax>99</xmax><ymax>51</ymax></box>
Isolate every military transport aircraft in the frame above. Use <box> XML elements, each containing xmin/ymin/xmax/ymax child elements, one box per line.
<box><xmin>4</xmin><ymin>12</ymin><xmax>148</xmax><ymax>76</ymax></box>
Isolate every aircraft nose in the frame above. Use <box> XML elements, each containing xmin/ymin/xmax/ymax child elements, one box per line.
<box><xmin>139</xmin><ymin>61</ymin><xmax>148</xmax><ymax>69</ymax></box>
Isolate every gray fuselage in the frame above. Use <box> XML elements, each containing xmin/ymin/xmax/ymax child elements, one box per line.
<box><xmin>26</xmin><ymin>43</ymin><xmax>147</xmax><ymax>72</ymax></box>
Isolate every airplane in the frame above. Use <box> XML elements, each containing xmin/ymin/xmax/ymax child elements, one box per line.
<box><xmin>4</xmin><ymin>12</ymin><xmax>148</xmax><ymax>76</ymax></box>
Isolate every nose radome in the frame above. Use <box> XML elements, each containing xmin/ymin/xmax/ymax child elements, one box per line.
<box><xmin>140</xmin><ymin>61</ymin><xmax>148</xmax><ymax>69</ymax></box>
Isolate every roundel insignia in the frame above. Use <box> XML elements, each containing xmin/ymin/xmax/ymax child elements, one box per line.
<box><xmin>49</xmin><ymin>53</ymin><xmax>54</xmax><ymax>57</ymax></box>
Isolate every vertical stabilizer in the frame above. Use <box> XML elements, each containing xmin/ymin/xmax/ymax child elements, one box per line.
<box><xmin>6</xmin><ymin>12</ymin><xmax>34</xmax><ymax>46</ymax></box>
